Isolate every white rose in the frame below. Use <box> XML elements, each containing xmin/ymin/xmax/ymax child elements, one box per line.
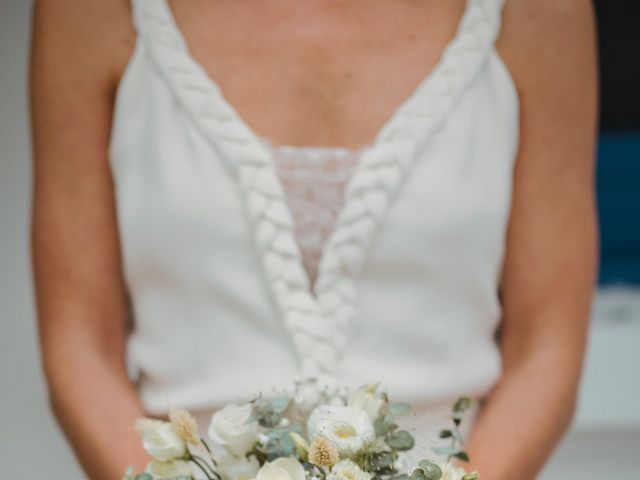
<box><xmin>209</xmin><ymin>403</ymin><xmax>259</xmax><ymax>457</ymax></box>
<box><xmin>138</xmin><ymin>420</ymin><xmax>187</xmax><ymax>462</ymax></box>
<box><xmin>328</xmin><ymin>460</ymin><xmax>372</xmax><ymax>480</ymax></box>
<box><xmin>307</xmin><ymin>405</ymin><xmax>375</xmax><ymax>455</ymax></box>
<box><xmin>146</xmin><ymin>459</ymin><xmax>193</xmax><ymax>478</ymax></box>
<box><xmin>347</xmin><ymin>384</ymin><xmax>385</xmax><ymax>421</ymax></box>
<box><xmin>256</xmin><ymin>457</ymin><xmax>306</xmax><ymax>480</ymax></box>
<box><xmin>218</xmin><ymin>454</ymin><xmax>261</xmax><ymax>480</ymax></box>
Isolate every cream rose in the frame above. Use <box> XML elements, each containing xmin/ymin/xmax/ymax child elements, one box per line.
<box><xmin>328</xmin><ymin>459</ymin><xmax>372</xmax><ymax>480</ymax></box>
<box><xmin>145</xmin><ymin>459</ymin><xmax>193</xmax><ymax>478</ymax></box>
<box><xmin>137</xmin><ymin>420</ymin><xmax>187</xmax><ymax>462</ymax></box>
<box><xmin>347</xmin><ymin>384</ymin><xmax>385</xmax><ymax>421</ymax></box>
<box><xmin>307</xmin><ymin>405</ymin><xmax>375</xmax><ymax>455</ymax></box>
<box><xmin>218</xmin><ymin>454</ymin><xmax>261</xmax><ymax>480</ymax></box>
<box><xmin>256</xmin><ymin>457</ymin><xmax>306</xmax><ymax>480</ymax></box>
<box><xmin>208</xmin><ymin>403</ymin><xmax>259</xmax><ymax>457</ymax></box>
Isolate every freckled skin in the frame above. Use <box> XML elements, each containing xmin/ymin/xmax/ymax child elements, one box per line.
<box><xmin>29</xmin><ymin>0</ymin><xmax>597</xmax><ymax>478</ymax></box>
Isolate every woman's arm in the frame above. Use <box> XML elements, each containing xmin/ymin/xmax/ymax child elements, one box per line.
<box><xmin>29</xmin><ymin>0</ymin><xmax>149</xmax><ymax>477</ymax></box>
<box><xmin>464</xmin><ymin>1</ymin><xmax>599</xmax><ymax>478</ymax></box>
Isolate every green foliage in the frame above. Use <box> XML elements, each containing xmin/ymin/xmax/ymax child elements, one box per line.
<box><xmin>251</xmin><ymin>395</ymin><xmax>291</xmax><ymax>428</ymax></box>
<box><xmin>417</xmin><ymin>460</ymin><xmax>443</xmax><ymax>480</ymax></box>
<box><xmin>452</xmin><ymin>451</ymin><xmax>469</xmax><ymax>462</ymax></box>
<box><xmin>373</xmin><ymin>414</ymin><xmax>398</xmax><ymax>437</ymax></box>
<box><xmin>431</xmin><ymin>397</ymin><xmax>473</xmax><ymax>464</ymax></box>
<box><xmin>385</xmin><ymin>430</ymin><xmax>415</xmax><ymax>451</ymax></box>
<box><xmin>255</xmin><ymin>425</ymin><xmax>303</xmax><ymax>460</ymax></box>
<box><xmin>389</xmin><ymin>475</ymin><xmax>410</xmax><ymax>480</ymax></box>
<box><xmin>353</xmin><ymin>447</ymin><xmax>398</xmax><ymax>475</ymax></box>
<box><xmin>369</xmin><ymin>451</ymin><xmax>397</xmax><ymax>474</ymax></box>
<box><xmin>409</xmin><ymin>469</ymin><xmax>427</xmax><ymax>480</ymax></box>
<box><xmin>453</xmin><ymin>397</ymin><xmax>472</xmax><ymax>414</ymax></box>
<box><xmin>301</xmin><ymin>460</ymin><xmax>326</xmax><ymax>480</ymax></box>
<box><xmin>388</xmin><ymin>402</ymin><xmax>411</xmax><ymax>417</ymax></box>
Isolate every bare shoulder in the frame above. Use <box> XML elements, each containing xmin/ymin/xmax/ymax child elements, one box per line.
<box><xmin>496</xmin><ymin>0</ymin><xmax>597</xmax><ymax>103</ymax></box>
<box><xmin>496</xmin><ymin>0</ymin><xmax>598</xmax><ymax>172</ymax></box>
<box><xmin>31</xmin><ymin>0</ymin><xmax>136</xmax><ymax>90</ymax></box>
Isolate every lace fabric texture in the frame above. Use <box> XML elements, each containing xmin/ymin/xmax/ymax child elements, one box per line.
<box><xmin>261</xmin><ymin>139</ymin><xmax>365</xmax><ymax>289</ymax></box>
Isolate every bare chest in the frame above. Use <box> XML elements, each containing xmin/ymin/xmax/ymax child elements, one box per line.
<box><xmin>166</xmin><ymin>0</ymin><xmax>466</xmax><ymax>148</ymax></box>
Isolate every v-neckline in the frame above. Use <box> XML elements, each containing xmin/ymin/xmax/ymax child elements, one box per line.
<box><xmin>134</xmin><ymin>0</ymin><xmax>504</xmax><ymax>378</ymax></box>
<box><xmin>156</xmin><ymin>0</ymin><xmax>473</xmax><ymax>290</ymax></box>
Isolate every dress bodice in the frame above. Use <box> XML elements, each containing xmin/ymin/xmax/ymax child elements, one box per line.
<box><xmin>109</xmin><ymin>0</ymin><xmax>518</xmax><ymax>425</ymax></box>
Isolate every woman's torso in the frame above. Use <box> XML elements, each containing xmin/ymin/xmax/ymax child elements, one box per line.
<box><xmin>109</xmin><ymin>0</ymin><xmax>519</xmax><ymax>436</ymax></box>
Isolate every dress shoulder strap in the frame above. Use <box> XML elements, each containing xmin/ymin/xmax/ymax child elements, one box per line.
<box><xmin>128</xmin><ymin>0</ymin><xmax>145</xmax><ymax>34</ymax></box>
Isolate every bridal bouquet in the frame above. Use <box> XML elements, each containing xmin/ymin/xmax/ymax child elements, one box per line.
<box><xmin>123</xmin><ymin>379</ymin><xmax>479</xmax><ymax>480</ymax></box>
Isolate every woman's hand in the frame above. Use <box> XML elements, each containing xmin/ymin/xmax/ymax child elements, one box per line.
<box><xmin>463</xmin><ymin>0</ymin><xmax>599</xmax><ymax>478</ymax></box>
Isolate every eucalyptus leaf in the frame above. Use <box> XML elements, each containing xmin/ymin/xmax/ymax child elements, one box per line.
<box><xmin>374</xmin><ymin>414</ymin><xmax>398</xmax><ymax>437</ymax></box>
<box><xmin>370</xmin><ymin>451</ymin><xmax>396</xmax><ymax>473</ymax></box>
<box><xmin>453</xmin><ymin>451</ymin><xmax>470</xmax><ymax>462</ymax></box>
<box><xmin>388</xmin><ymin>402</ymin><xmax>411</xmax><ymax>417</ymax></box>
<box><xmin>409</xmin><ymin>469</ymin><xmax>427</xmax><ymax>480</ymax></box>
<box><xmin>417</xmin><ymin>460</ymin><xmax>443</xmax><ymax>480</ymax></box>
<box><xmin>271</xmin><ymin>396</ymin><xmax>290</xmax><ymax>413</ymax></box>
<box><xmin>390</xmin><ymin>475</ymin><xmax>410</xmax><ymax>480</ymax></box>
<box><xmin>452</xmin><ymin>397</ymin><xmax>472</xmax><ymax>413</ymax></box>
<box><xmin>256</xmin><ymin>426</ymin><xmax>302</xmax><ymax>459</ymax></box>
<box><xmin>386</xmin><ymin>430</ymin><xmax>415</xmax><ymax>451</ymax></box>
<box><xmin>258</xmin><ymin>413</ymin><xmax>282</xmax><ymax>428</ymax></box>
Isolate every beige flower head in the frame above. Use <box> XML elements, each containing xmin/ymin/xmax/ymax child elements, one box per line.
<box><xmin>308</xmin><ymin>436</ymin><xmax>339</xmax><ymax>467</ymax></box>
<box><xmin>169</xmin><ymin>408</ymin><xmax>201</xmax><ymax>444</ymax></box>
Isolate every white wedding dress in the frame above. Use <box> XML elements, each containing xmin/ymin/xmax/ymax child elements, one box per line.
<box><xmin>110</xmin><ymin>0</ymin><xmax>518</xmax><ymax>463</ymax></box>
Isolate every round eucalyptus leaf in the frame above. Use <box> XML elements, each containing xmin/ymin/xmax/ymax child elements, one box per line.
<box><xmin>417</xmin><ymin>460</ymin><xmax>442</xmax><ymax>480</ymax></box>
<box><xmin>410</xmin><ymin>468</ymin><xmax>427</xmax><ymax>480</ymax></box>
<box><xmin>388</xmin><ymin>402</ymin><xmax>411</xmax><ymax>417</ymax></box>
<box><xmin>370</xmin><ymin>451</ymin><xmax>396</xmax><ymax>473</ymax></box>
<box><xmin>258</xmin><ymin>412</ymin><xmax>282</xmax><ymax>428</ymax></box>
<box><xmin>386</xmin><ymin>430</ymin><xmax>415</xmax><ymax>451</ymax></box>
<box><xmin>271</xmin><ymin>396</ymin><xmax>290</xmax><ymax>413</ymax></box>
<box><xmin>374</xmin><ymin>414</ymin><xmax>398</xmax><ymax>437</ymax></box>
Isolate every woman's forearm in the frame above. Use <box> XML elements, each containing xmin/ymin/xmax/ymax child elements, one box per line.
<box><xmin>462</xmin><ymin>343</ymin><xmax>582</xmax><ymax>479</ymax></box>
<box><xmin>45</xmin><ymin>341</ymin><xmax>150</xmax><ymax>479</ymax></box>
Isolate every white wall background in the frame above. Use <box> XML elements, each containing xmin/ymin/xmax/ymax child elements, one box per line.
<box><xmin>1</xmin><ymin>1</ymin><xmax>638</xmax><ymax>478</ymax></box>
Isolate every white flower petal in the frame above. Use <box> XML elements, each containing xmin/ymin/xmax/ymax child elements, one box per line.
<box><xmin>272</xmin><ymin>457</ymin><xmax>306</xmax><ymax>480</ymax></box>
